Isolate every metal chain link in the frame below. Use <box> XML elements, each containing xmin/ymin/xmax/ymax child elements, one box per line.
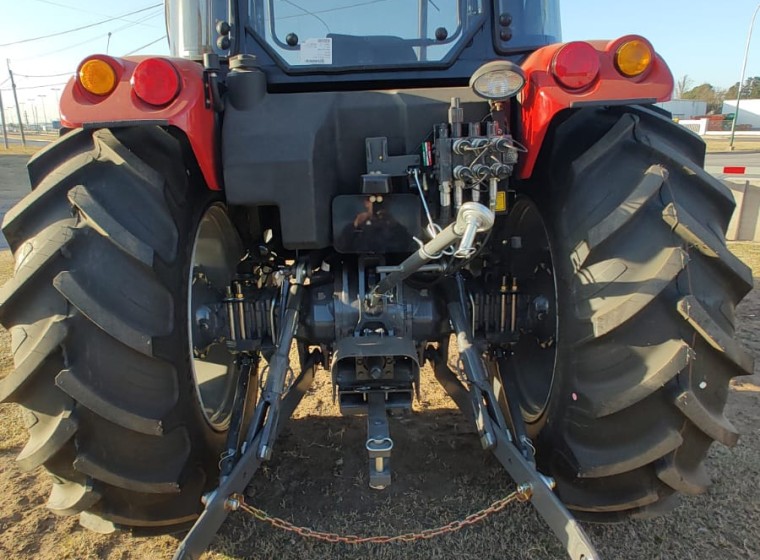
<box><xmin>236</xmin><ymin>488</ymin><xmax>529</xmax><ymax>545</ymax></box>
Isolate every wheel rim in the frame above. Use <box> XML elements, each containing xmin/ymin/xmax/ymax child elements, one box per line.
<box><xmin>500</xmin><ymin>198</ymin><xmax>559</xmax><ymax>423</ymax></box>
<box><xmin>188</xmin><ymin>204</ymin><xmax>244</xmax><ymax>431</ymax></box>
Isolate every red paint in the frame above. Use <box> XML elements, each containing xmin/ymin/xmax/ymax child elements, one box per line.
<box><xmin>60</xmin><ymin>56</ymin><xmax>220</xmax><ymax>191</ymax></box>
<box><xmin>723</xmin><ymin>167</ymin><xmax>746</xmax><ymax>175</ymax></box>
<box><xmin>518</xmin><ymin>36</ymin><xmax>674</xmax><ymax>179</ymax></box>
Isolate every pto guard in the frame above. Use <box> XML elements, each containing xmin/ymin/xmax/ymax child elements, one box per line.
<box><xmin>59</xmin><ymin>56</ymin><xmax>221</xmax><ymax>190</ymax></box>
<box><xmin>517</xmin><ymin>36</ymin><xmax>675</xmax><ymax>179</ymax></box>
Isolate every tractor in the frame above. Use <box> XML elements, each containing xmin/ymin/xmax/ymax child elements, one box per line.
<box><xmin>0</xmin><ymin>1</ymin><xmax>752</xmax><ymax>558</ymax></box>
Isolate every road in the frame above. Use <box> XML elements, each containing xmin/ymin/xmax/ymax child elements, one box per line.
<box><xmin>0</xmin><ymin>151</ymin><xmax>757</xmax><ymax>250</ymax></box>
<box><xmin>0</xmin><ymin>155</ymin><xmax>31</xmax><ymax>250</ymax></box>
<box><xmin>706</xmin><ymin>152</ymin><xmax>760</xmax><ymax>179</ymax></box>
<box><xmin>1</xmin><ymin>137</ymin><xmax>51</xmax><ymax>148</ymax></box>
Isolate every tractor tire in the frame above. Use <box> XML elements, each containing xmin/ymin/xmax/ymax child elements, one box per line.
<box><xmin>0</xmin><ymin>127</ymin><xmax>227</xmax><ymax>532</ymax></box>
<box><xmin>528</xmin><ymin>105</ymin><xmax>754</xmax><ymax>520</ymax></box>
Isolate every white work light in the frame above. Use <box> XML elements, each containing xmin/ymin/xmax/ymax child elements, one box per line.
<box><xmin>469</xmin><ymin>61</ymin><xmax>526</xmax><ymax>100</ymax></box>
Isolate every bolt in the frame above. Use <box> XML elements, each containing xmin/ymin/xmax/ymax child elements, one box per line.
<box><xmin>224</xmin><ymin>496</ymin><xmax>241</xmax><ymax>511</ymax></box>
<box><xmin>258</xmin><ymin>444</ymin><xmax>272</xmax><ymax>461</ymax></box>
<box><xmin>201</xmin><ymin>490</ymin><xmax>216</xmax><ymax>505</ymax></box>
<box><xmin>540</xmin><ymin>475</ymin><xmax>557</xmax><ymax>490</ymax></box>
<box><xmin>480</xmin><ymin>432</ymin><xmax>495</xmax><ymax>450</ymax></box>
<box><xmin>516</xmin><ymin>482</ymin><xmax>533</xmax><ymax>501</ymax></box>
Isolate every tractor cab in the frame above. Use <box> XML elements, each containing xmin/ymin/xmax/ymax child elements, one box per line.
<box><xmin>167</xmin><ymin>0</ymin><xmax>561</xmax><ymax>88</ymax></box>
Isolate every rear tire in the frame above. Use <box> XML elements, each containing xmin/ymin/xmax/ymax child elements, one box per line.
<box><xmin>0</xmin><ymin>127</ymin><xmax>228</xmax><ymax>531</ymax></box>
<box><xmin>524</xmin><ymin>106</ymin><xmax>753</xmax><ymax>520</ymax></box>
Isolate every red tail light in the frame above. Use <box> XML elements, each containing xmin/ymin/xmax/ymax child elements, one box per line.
<box><xmin>552</xmin><ymin>42</ymin><xmax>600</xmax><ymax>90</ymax></box>
<box><xmin>131</xmin><ymin>58</ymin><xmax>181</xmax><ymax>106</ymax></box>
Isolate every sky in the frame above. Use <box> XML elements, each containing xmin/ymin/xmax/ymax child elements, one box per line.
<box><xmin>0</xmin><ymin>0</ymin><xmax>758</xmax><ymax>125</ymax></box>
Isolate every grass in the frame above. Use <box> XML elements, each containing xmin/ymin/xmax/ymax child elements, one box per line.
<box><xmin>728</xmin><ymin>242</ymin><xmax>760</xmax><ymax>270</ymax></box>
<box><xmin>0</xmin><ymin>145</ymin><xmax>40</xmax><ymax>156</ymax></box>
<box><xmin>703</xmin><ymin>138</ymin><xmax>760</xmax><ymax>153</ymax></box>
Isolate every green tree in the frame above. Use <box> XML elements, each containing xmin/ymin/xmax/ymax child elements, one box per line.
<box><xmin>681</xmin><ymin>83</ymin><xmax>726</xmax><ymax>113</ymax></box>
<box><xmin>725</xmin><ymin>77</ymin><xmax>760</xmax><ymax>100</ymax></box>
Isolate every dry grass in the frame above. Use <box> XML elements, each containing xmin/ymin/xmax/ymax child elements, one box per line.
<box><xmin>703</xmin><ymin>138</ymin><xmax>760</xmax><ymax>153</ymax></box>
<box><xmin>0</xmin><ymin>143</ymin><xmax>42</xmax><ymax>156</ymax></box>
<box><xmin>728</xmin><ymin>242</ymin><xmax>760</xmax><ymax>271</ymax></box>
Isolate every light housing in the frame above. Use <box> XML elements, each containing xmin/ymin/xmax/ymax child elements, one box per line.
<box><xmin>615</xmin><ymin>38</ymin><xmax>654</xmax><ymax>78</ymax></box>
<box><xmin>552</xmin><ymin>42</ymin><xmax>600</xmax><ymax>90</ymax></box>
<box><xmin>77</xmin><ymin>57</ymin><xmax>118</xmax><ymax>96</ymax></box>
<box><xmin>131</xmin><ymin>58</ymin><xmax>181</xmax><ymax>107</ymax></box>
<box><xmin>469</xmin><ymin>61</ymin><xmax>526</xmax><ymax>100</ymax></box>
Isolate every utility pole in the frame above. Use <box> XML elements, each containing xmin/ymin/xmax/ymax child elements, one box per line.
<box><xmin>6</xmin><ymin>59</ymin><xmax>26</xmax><ymax>147</ymax></box>
<box><xmin>0</xmin><ymin>89</ymin><xmax>8</xmax><ymax>149</ymax></box>
<box><xmin>51</xmin><ymin>87</ymin><xmax>62</xmax><ymax>120</ymax></box>
<box><xmin>38</xmin><ymin>94</ymin><xmax>48</xmax><ymax>128</ymax></box>
<box><xmin>729</xmin><ymin>3</ymin><xmax>760</xmax><ymax>151</ymax></box>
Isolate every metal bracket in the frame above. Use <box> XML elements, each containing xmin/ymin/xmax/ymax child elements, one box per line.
<box><xmin>366</xmin><ymin>136</ymin><xmax>420</xmax><ymax>176</ymax></box>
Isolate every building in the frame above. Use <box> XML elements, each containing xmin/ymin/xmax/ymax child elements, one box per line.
<box><xmin>723</xmin><ymin>99</ymin><xmax>760</xmax><ymax>129</ymax></box>
<box><xmin>656</xmin><ymin>99</ymin><xmax>707</xmax><ymax>119</ymax></box>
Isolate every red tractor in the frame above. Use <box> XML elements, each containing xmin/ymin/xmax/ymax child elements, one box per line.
<box><xmin>0</xmin><ymin>1</ymin><xmax>752</xmax><ymax>558</ymax></box>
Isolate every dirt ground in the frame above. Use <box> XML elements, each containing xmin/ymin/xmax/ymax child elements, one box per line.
<box><xmin>0</xmin><ymin>243</ymin><xmax>758</xmax><ymax>560</ymax></box>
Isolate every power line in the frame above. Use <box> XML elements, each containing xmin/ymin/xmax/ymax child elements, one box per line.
<box><xmin>14</xmin><ymin>71</ymin><xmax>74</xmax><ymax>79</ymax></box>
<box><xmin>0</xmin><ymin>81</ymin><xmax>69</xmax><ymax>92</ymax></box>
<box><xmin>123</xmin><ymin>35</ymin><xmax>167</xmax><ymax>56</ymax></box>
<box><xmin>278</xmin><ymin>0</ymin><xmax>392</xmax><ymax>20</ymax></box>
<box><xmin>0</xmin><ymin>4</ymin><xmax>162</xmax><ymax>47</ymax></box>
<box><xmin>16</xmin><ymin>10</ymin><xmax>162</xmax><ymax>62</ymax></box>
<box><xmin>30</xmin><ymin>0</ymin><xmax>164</xmax><ymax>27</ymax></box>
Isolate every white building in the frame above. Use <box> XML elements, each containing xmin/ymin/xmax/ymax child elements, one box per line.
<box><xmin>656</xmin><ymin>100</ymin><xmax>707</xmax><ymax>119</ymax></box>
<box><xmin>723</xmin><ymin>99</ymin><xmax>760</xmax><ymax>129</ymax></box>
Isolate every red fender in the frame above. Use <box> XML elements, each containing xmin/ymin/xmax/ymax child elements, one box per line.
<box><xmin>517</xmin><ymin>36</ymin><xmax>674</xmax><ymax>179</ymax></box>
<box><xmin>60</xmin><ymin>55</ymin><xmax>221</xmax><ymax>190</ymax></box>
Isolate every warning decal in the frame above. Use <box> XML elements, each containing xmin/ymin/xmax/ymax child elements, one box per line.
<box><xmin>300</xmin><ymin>38</ymin><xmax>333</xmax><ymax>65</ymax></box>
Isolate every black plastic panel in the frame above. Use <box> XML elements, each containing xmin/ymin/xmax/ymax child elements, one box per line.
<box><xmin>222</xmin><ymin>69</ymin><xmax>486</xmax><ymax>249</ymax></box>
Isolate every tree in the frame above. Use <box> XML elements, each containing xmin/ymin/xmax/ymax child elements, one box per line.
<box><xmin>725</xmin><ymin>77</ymin><xmax>760</xmax><ymax>100</ymax></box>
<box><xmin>681</xmin><ymin>83</ymin><xmax>726</xmax><ymax>114</ymax></box>
<box><xmin>675</xmin><ymin>75</ymin><xmax>692</xmax><ymax>99</ymax></box>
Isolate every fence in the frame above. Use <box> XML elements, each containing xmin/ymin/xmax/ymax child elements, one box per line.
<box><xmin>677</xmin><ymin>117</ymin><xmax>760</xmax><ymax>137</ymax></box>
<box><xmin>678</xmin><ymin>119</ymin><xmax>709</xmax><ymax>135</ymax></box>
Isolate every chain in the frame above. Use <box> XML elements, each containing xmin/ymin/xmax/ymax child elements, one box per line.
<box><xmin>236</xmin><ymin>488</ymin><xmax>529</xmax><ymax>545</ymax></box>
